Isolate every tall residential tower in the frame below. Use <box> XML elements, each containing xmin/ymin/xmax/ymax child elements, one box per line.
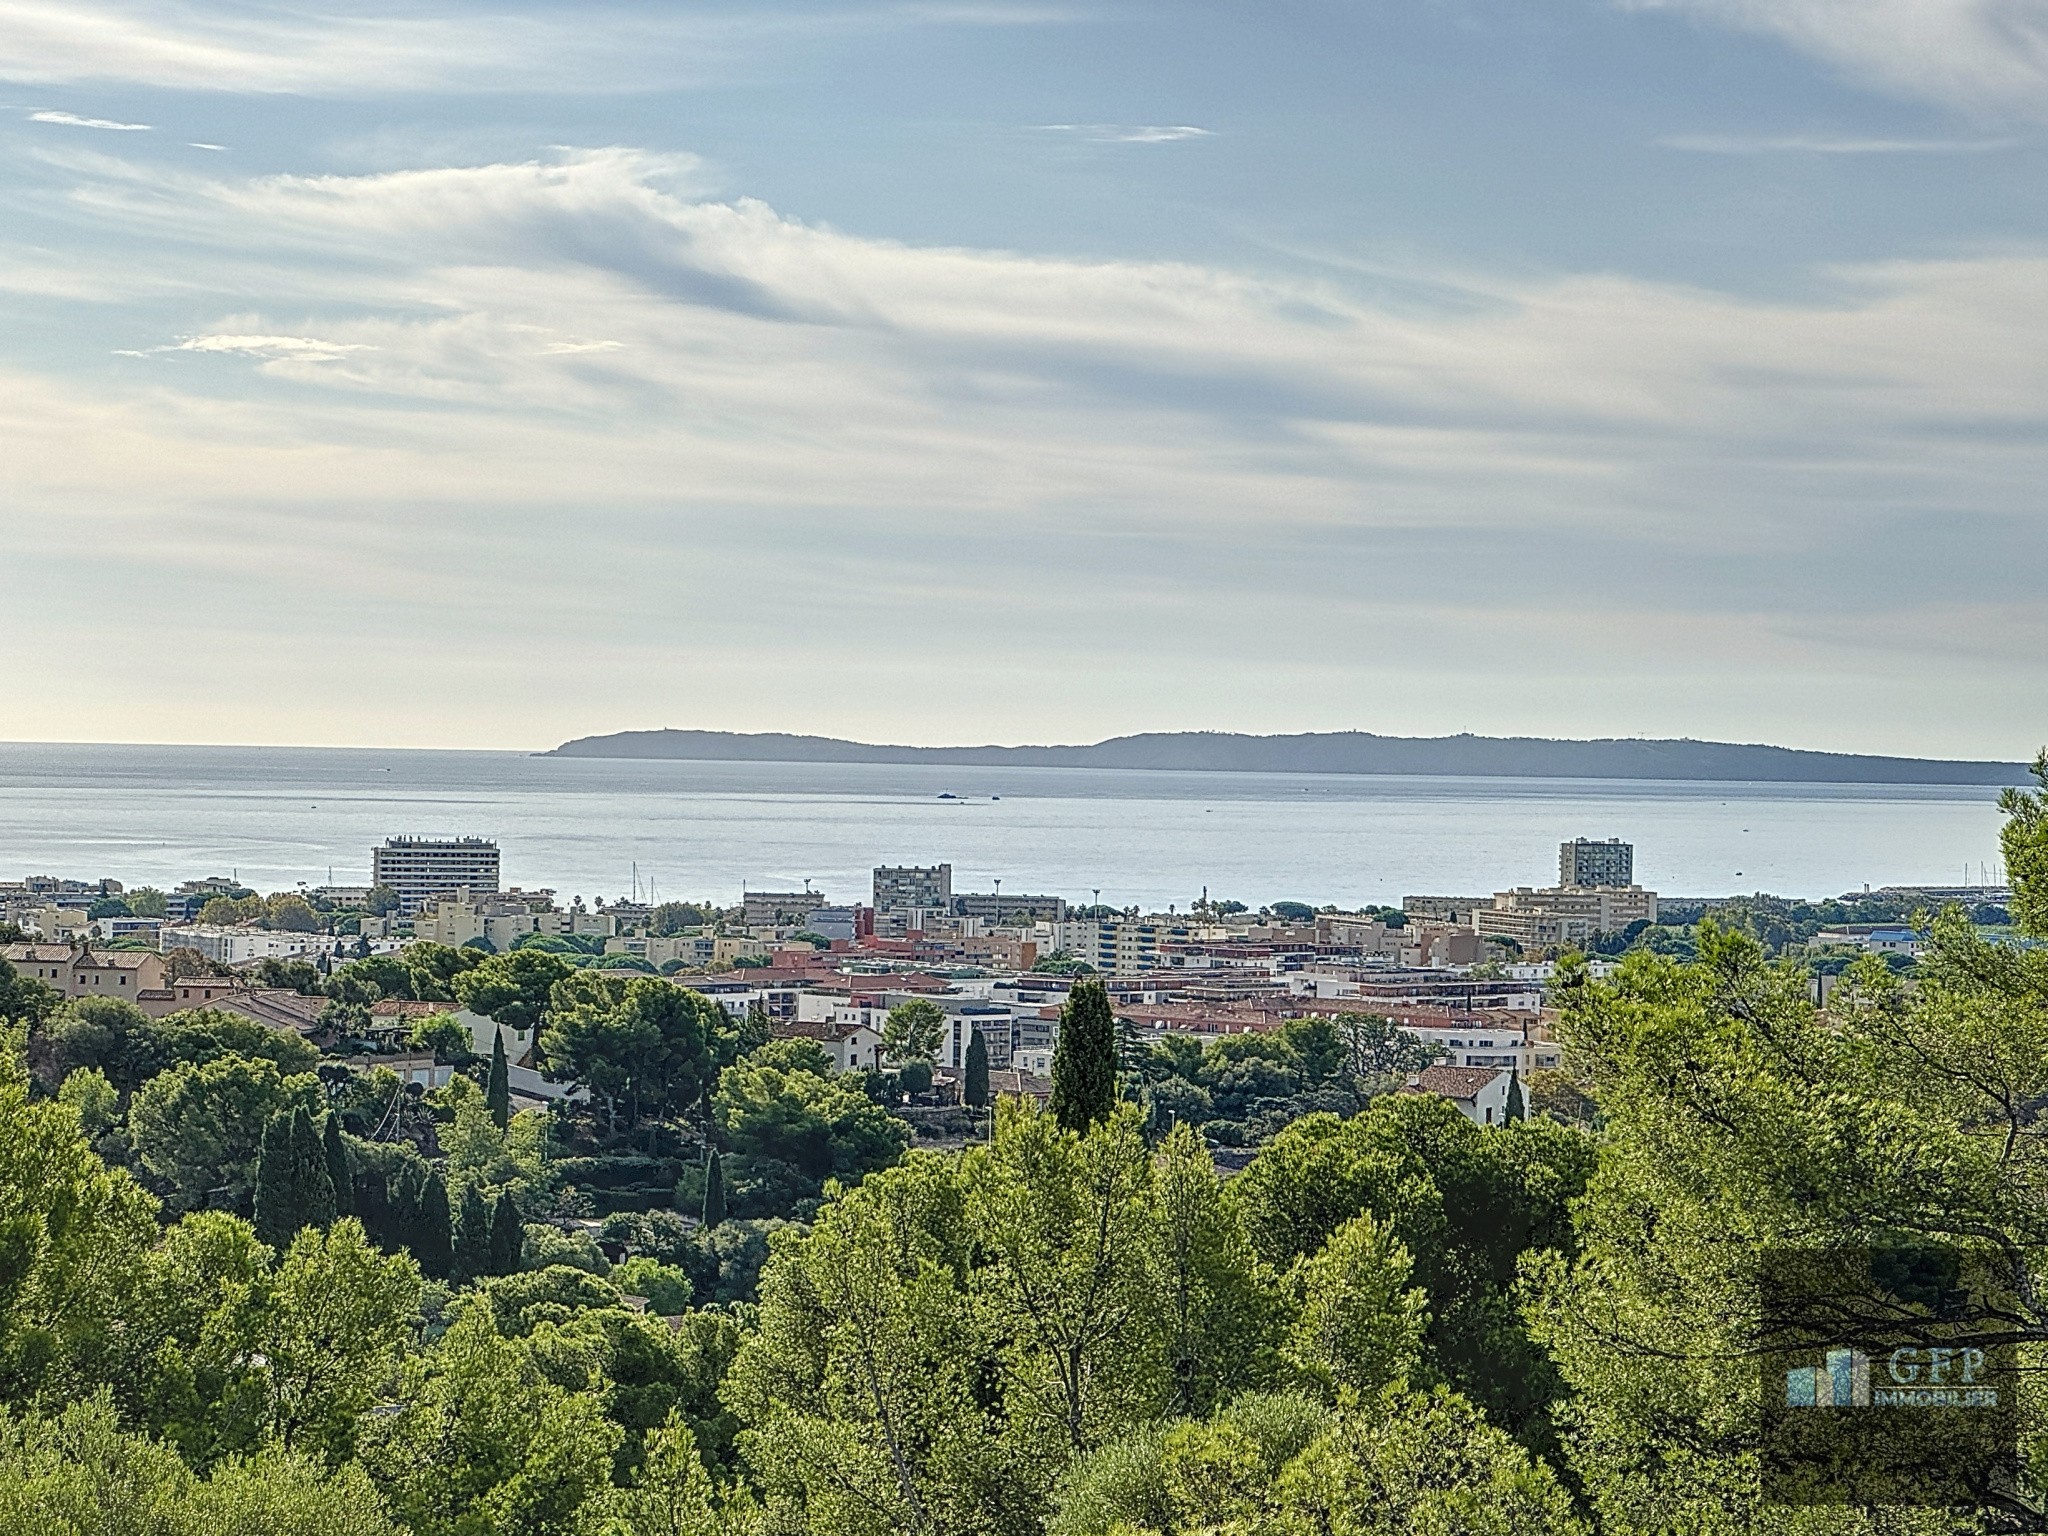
<box><xmin>1559</xmin><ymin>838</ymin><xmax>1633</xmax><ymax>888</ymax></box>
<box><xmin>372</xmin><ymin>836</ymin><xmax>501</xmax><ymax>915</ymax></box>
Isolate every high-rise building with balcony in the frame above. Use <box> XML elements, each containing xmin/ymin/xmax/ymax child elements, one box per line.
<box><xmin>1559</xmin><ymin>838</ymin><xmax>1633</xmax><ymax>888</ymax></box>
<box><xmin>873</xmin><ymin>863</ymin><xmax>952</xmax><ymax>914</ymax></box>
<box><xmin>372</xmin><ymin>837</ymin><xmax>500</xmax><ymax>915</ymax></box>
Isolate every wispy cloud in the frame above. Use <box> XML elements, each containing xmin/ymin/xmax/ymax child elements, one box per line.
<box><xmin>27</xmin><ymin>108</ymin><xmax>150</xmax><ymax>130</ymax></box>
<box><xmin>1659</xmin><ymin>131</ymin><xmax>2020</xmax><ymax>152</ymax></box>
<box><xmin>14</xmin><ymin>146</ymin><xmax>2048</xmax><ymax>752</ymax></box>
<box><xmin>50</xmin><ymin>147</ymin><xmax>2048</xmax><ymax>505</ymax></box>
<box><xmin>159</xmin><ymin>333</ymin><xmax>377</xmax><ymax>362</ymax></box>
<box><xmin>1626</xmin><ymin>0</ymin><xmax>2048</xmax><ymax>120</ymax></box>
<box><xmin>1036</xmin><ymin>123</ymin><xmax>1211</xmax><ymax>143</ymax></box>
<box><xmin>0</xmin><ymin>0</ymin><xmax>1067</xmax><ymax>95</ymax></box>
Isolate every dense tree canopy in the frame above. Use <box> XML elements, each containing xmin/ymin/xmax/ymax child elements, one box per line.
<box><xmin>880</xmin><ymin>998</ymin><xmax>946</xmax><ymax>1065</ymax></box>
<box><xmin>129</xmin><ymin>1053</ymin><xmax>323</xmax><ymax>1212</ymax></box>
<box><xmin>0</xmin><ymin>1027</ymin><xmax>158</xmax><ymax>1404</ymax></box>
<box><xmin>453</xmin><ymin>947</ymin><xmax>572</xmax><ymax>1033</ymax></box>
<box><xmin>541</xmin><ymin>972</ymin><xmax>726</xmax><ymax>1131</ymax></box>
<box><xmin>714</xmin><ymin>1043</ymin><xmax>910</xmax><ymax>1187</ymax></box>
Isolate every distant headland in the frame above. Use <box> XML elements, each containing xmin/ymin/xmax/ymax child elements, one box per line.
<box><xmin>544</xmin><ymin>729</ymin><xmax>2033</xmax><ymax>786</ymax></box>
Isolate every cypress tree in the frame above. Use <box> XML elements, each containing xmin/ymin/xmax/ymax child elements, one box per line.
<box><xmin>486</xmin><ymin>1028</ymin><xmax>511</xmax><ymax>1131</ymax></box>
<box><xmin>323</xmin><ymin>1113</ymin><xmax>353</xmax><ymax>1218</ymax></box>
<box><xmin>701</xmin><ymin>1149</ymin><xmax>726</xmax><ymax>1230</ymax></box>
<box><xmin>1114</xmin><ymin>1013</ymin><xmax>1145</xmax><ymax>1075</ymax></box>
<box><xmin>964</xmin><ymin>1026</ymin><xmax>990</xmax><ymax>1109</ymax></box>
<box><xmin>387</xmin><ymin>1164</ymin><xmax>423</xmax><ymax>1253</ymax></box>
<box><xmin>414</xmin><ymin>1169</ymin><xmax>454</xmax><ymax>1279</ymax></box>
<box><xmin>357</xmin><ymin>1169</ymin><xmax>396</xmax><ymax>1253</ymax></box>
<box><xmin>1049</xmin><ymin>978</ymin><xmax>1117</xmax><ymax>1133</ymax></box>
<box><xmin>453</xmin><ymin>1184</ymin><xmax>491</xmax><ymax>1282</ymax></box>
<box><xmin>487</xmin><ymin>1191</ymin><xmax>523</xmax><ymax>1275</ymax></box>
<box><xmin>252</xmin><ymin>1111</ymin><xmax>296</xmax><ymax>1249</ymax></box>
<box><xmin>1504</xmin><ymin>1070</ymin><xmax>1526</xmax><ymax>1123</ymax></box>
<box><xmin>293</xmin><ymin>1106</ymin><xmax>336</xmax><ymax>1230</ymax></box>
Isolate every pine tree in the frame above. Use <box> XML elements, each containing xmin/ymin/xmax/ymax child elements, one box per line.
<box><xmin>701</xmin><ymin>1149</ymin><xmax>726</xmax><ymax>1229</ymax></box>
<box><xmin>486</xmin><ymin>1027</ymin><xmax>511</xmax><ymax>1131</ymax></box>
<box><xmin>1049</xmin><ymin>977</ymin><xmax>1117</xmax><ymax>1133</ymax></box>
<box><xmin>453</xmin><ymin>1183</ymin><xmax>491</xmax><ymax>1281</ymax></box>
<box><xmin>414</xmin><ymin>1169</ymin><xmax>454</xmax><ymax>1279</ymax></box>
<box><xmin>1504</xmin><ymin>1070</ymin><xmax>1526</xmax><ymax>1123</ymax></box>
<box><xmin>488</xmin><ymin>1190</ymin><xmax>524</xmax><ymax>1275</ymax></box>
<box><xmin>964</xmin><ymin>1026</ymin><xmax>990</xmax><ymax>1109</ymax></box>
<box><xmin>323</xmin><ymin>1112</ymin><xmax>353</xmax><ymax>1218</ymax></box>
<box><xmin>252</xmin><ymin>1111</ymin><xmax>297</xmax><ymax>1249</ymax></box>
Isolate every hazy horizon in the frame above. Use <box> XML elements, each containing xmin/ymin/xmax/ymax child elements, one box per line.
<box><xmin>0</xmin><ymin>725</ymin><xmax>2041</xmax><ymax>764</ymax></box>
<box><xmin>0</xmin><ymin>741</ymin><xmax>2009</xmax><ymax>903</ymax></box>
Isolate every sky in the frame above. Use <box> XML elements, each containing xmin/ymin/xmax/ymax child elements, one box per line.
<box><xmin>3</xmin><ymin>0</ymin><xmax>2046</xmax><ymax>759</ymax></box>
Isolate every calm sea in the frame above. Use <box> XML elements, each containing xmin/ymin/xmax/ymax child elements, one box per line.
<box><xmin>0</xmin><ymin>742</ymin><xmax>2013</xmax><ymax>910</ymax></box>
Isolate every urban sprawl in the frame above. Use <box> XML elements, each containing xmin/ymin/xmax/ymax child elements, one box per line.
<box><xmin>4</xmin><ymin>834</ymin><xmax>2003</xmax><ymax>1135</ymax></box>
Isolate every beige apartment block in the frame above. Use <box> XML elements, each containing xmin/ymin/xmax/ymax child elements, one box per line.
<box><xmin>3</xmin><ymin>942</ymin><xmax>167</xmax><ymax>1000</ymax></box>
<box><xmin>1472</xmin><ymin>883</ymin><xmax>1658</xmax><ymax>949</ymax></box>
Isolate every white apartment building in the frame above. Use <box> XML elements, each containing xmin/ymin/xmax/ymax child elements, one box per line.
<box><xmin>790</xmin><ymin>987</ymin><xmax>1048</xmax><ymax>1074</ymax></box>
<box><xmin>742</xmin><ymin>890</ymin><xmax>829</xmax><ymax>927</ymax></box>
<box><xmin>935</xmin><ymin>1004</ymin><xmax>1021</xmax><ymax>1075</ymax></box>
<box><xmin>371</xmin><ymin>837</ymin><xmax>501</xmax><ymax>916</ymax></box>
<box><xmin>1052</xmin><ymin>919</ymin><xmax>1192</xmax><ymax>973</ymax></box>
<box><xmin>1396</xmin><ymin>1018</ymin><xmax>1560</xmax><ymax>1075</ymax></box>
<box><xmin>155</xmin><ymin>926</ymin><xmax>337</xmax><ymax>964</ymax></box>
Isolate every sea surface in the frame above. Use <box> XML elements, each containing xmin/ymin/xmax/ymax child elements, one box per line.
<box><xmin>0</xmin><ymin>742</ymin><xmax>2015</xmax><ymax>910</ymax></box>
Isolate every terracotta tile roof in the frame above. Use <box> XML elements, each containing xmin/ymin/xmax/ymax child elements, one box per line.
<box><xmin>771</xmin><ymin>1018</ymin><xmax>876</xmax><ymax>1044</ymax></box>
<box><xmin>986</xmin><ymin>1068</ymin><xmax>1052</xmax><ymax>1100</ymax></box>
<box><xmin>846</xmin><ymin>973</ymin><xmax>950</xmax><ymax>993</ymax></box>
<box><xmin>1</xmin><ymin>943</ymin><xmax>157</xmax><ymax>970</ymax></box>
<box><xmin>1402</xmin><ymin>1064</ymin><xmax>1510</xmax><ymax>1102</ymax></box>
<box><xmin>213</xmin><ymin>989</ymin><xmax>327</xmax><ymax>1033</ymax></box>
<box><xmin>1112</xmin><ymin>1002</ymin><xmax>1284</xmax><ymax>1035</ymax></box>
